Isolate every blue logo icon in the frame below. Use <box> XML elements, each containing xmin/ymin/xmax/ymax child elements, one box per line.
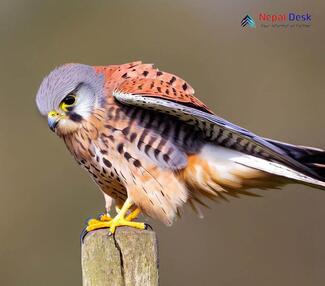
<box><xmin>241</xmin><ymin>15</ymin><xmax>256</xmax><ymax>28</ymax></box>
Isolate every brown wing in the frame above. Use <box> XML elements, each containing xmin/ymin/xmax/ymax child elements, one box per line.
<box><xmin>95</xmin><ymin>61</ymin><xmax>213</xmax><ymax>113</ymax></box>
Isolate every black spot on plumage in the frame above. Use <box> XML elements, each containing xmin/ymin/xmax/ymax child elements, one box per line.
<box><xmin>133</xmin><ymin>159</ymin><xmax>142</xmax><ymax>168</ymax></box>
<box><xmin>124</xmin><ymin>152</ymin><xmax>132</xmax><ymax>161</ymax></box>
<box><xmin>154</xmin><ymin>148</ymin><xmax>161</xmax><ymax>158</ymax></box>
<box><xmin>142</xmin><ymin>71</ymin><xmax>149</xmax><ymax>76</ymax></box>
<box><xmin>156</xmin><ymin>71</ymin><xmax>163</xmax><ymax>76</ymax></box>
<box><xmin>163</xmin><ymin>154</ymin><xmax>170</xmax><ymax>162</ymax></box>
<box><xmin>182</xmin><ymin>83</ymin><xmax>188</xmax><ymax>91</ymax></box>
<box><xmin>103</xmin><ymin>158</ymin><xmax>112</xmax><ymax>168</ymax></box>
<box><xmin>157</xmin><ymin>86</ymin><xmax>162</xmax><ymax>93</ymax></box>
<box><xmin>117</xmin><ymin>143</ymin><xmax>124</xmax><ymax>154</ymax></box>
<box><xmin>169</xmin><ymin>76</ymin><xmax>176</xmax><ymax>84</ymax></box>
<box><xmin>145</xmin><ymin>144</ymin><xmax>152</xmax><ymax>155</ymax></box>
<box><xmin>122</xmin><ymin>127</ymin><xmax>130</xmax><ymax>136</ymax></box>
<box><xmin>100</xmin><ymin>149</ymin><xmax>108</xmax><ymax>155</ymax></box>
<box><xmin>130</xmin><ymin>133</ymin><xmax>137</xmax><ymax>143</ymax></box>
<box><xmin>122</xmin><ymin>72</ymin><xmax>128</xmax><ymax>79</ymax></box>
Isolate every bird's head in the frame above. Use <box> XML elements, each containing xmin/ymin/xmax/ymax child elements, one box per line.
<box><xmin>36</xmin><ymin>64</ymin><xmax>105</xmax><ymax>136</ymax></box>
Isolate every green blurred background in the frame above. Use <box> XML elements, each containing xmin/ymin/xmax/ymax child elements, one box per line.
<box><xmin>0</xmin><ymin>1</ymin><xmax>324</xmax><ymax>285</ymax></box>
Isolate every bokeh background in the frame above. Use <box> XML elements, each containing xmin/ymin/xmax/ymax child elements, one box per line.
<box><xmin>0</xmin><ymin>1</ymin><xmax>324</xmax><ymax>285</ymax></box>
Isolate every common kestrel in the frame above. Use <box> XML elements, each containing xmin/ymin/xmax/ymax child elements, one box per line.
<box><xmin>36</xmin><ymin>61</ymin><xmax>325</xmax><ymax>234</ymax></box>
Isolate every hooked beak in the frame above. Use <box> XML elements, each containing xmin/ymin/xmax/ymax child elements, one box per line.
<box><xmin>47</xmin><ymin>110</ymin><xmax>63</xmax><ymax>132</ymax></box>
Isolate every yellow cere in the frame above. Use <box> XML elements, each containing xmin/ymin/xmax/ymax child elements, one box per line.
<box><xmin>48</xmin><ymin>110</ymin><xmax>60</xmax><ymax>117</ymax></box>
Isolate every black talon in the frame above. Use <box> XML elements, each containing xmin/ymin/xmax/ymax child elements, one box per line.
<box><xmin>80</xmin><ymin>226</ymin><xmax>89</xmax><ymax>244</ymax></box>
<box><xmin>96</xmin><ymin>212</ymin><xmax>105</xmax><ymax>220</ymax></box>
<box><xmin>144</xmin><ymin>223</ymin><xmax>153</xmax><ymax>230</ymax></box>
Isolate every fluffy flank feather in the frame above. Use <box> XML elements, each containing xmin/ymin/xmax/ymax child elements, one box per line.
<box><xmin>179</xmin><ymin>144</ymin><xmax>283</xmax><ymax>216</ymax></box>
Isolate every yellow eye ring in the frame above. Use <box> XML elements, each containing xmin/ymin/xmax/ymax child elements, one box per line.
<box><xmin>60</xmin><ymin>94</ymin><xmax>76</xmax><ymax>112</ymax></box>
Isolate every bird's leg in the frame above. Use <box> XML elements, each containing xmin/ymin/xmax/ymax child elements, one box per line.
<box><xmin>108</xmin><ymin>198</ymin><xmax>145</xmax><ymax>234</ymax></box>
<box><xmin>126</xmin><ymin>207</ymin><xmax>142</xmax><ymax>221</ymax></box>
<box><xmin>115</xmin><ymin>205</ymin><xmax>142</xmax><ymax>221</ymax></box>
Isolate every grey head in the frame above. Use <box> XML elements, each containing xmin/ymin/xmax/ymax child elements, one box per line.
<box><xmin>36</xmin><ymin>63</ymin><xmax>105</xmax><ymax>134</ymax></box>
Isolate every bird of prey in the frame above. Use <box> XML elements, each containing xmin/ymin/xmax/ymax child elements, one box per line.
<box><xmin>36</xmin><ymin>61</ymin><xmax>325</xmax><ymax>234</ymax></box>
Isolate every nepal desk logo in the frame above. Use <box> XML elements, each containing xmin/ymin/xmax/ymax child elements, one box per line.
<box><xmin>241</xmin><ymin>15</ymin><xmax>256</xmax><ymax>28</ymax></box>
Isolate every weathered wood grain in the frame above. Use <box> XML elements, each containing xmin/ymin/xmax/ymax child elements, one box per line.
<box><xmin>82</xmin><ymin>227</ymin><xmax>159</xmax><ymax>286</ymax></box>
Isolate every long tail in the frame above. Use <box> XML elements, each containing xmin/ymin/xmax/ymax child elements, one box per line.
<box><xmin>180</xmin><ymin>142</ymin><xmax>325</xmax><ymax>218</ymax></box>
<box><xmin>181</xmin><ymin>142</ymin><xmax>325</xmax><ymax>207</ymax></box>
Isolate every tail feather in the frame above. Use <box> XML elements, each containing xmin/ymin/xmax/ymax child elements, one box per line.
<box><xmin>265</xmin><ymin>138</ymin><xmax>325</xmax><ymax>181</ymax></box>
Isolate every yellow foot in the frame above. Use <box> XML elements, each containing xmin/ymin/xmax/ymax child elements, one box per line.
<box><xmin>108</xmin><ymin>215</ymin><xmax>145</xmax><ymax>234</ymax></box>
<box><xmin>85</xmin><ymin>208</ymin><xmax>144</xmax><ymax>234</ymax></box>
<box><xmin>86</xmin><ymin>216</ymin><xmax>145</xmax><ymax>234</ymax></box>
<box><xmin>86</xmin><ymin>213</ymin><xmax>112</xmax><ymax>232</ymax></box>
<box><xmin>84</xmin><ymin>199</ymin><xmax>145</xmax><ymax>236</ymax></box>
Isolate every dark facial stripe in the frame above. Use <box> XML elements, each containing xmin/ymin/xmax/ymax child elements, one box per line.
<box><xmin>69</xmin><ymin>112</ymin><xmax>83</xmax><ymax>122</ymax></box>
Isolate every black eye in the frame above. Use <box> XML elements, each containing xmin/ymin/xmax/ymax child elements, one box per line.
<box><xmin>62</xmin><ymin>94</ymin><xmax>76</xmax><ymax>105</ymax></box>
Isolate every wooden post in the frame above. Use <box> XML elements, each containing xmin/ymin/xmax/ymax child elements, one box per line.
<box><xmin>81</xmin><ymin>227</ymin><xmax>159</xmax><ymax>286</ymax></box>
